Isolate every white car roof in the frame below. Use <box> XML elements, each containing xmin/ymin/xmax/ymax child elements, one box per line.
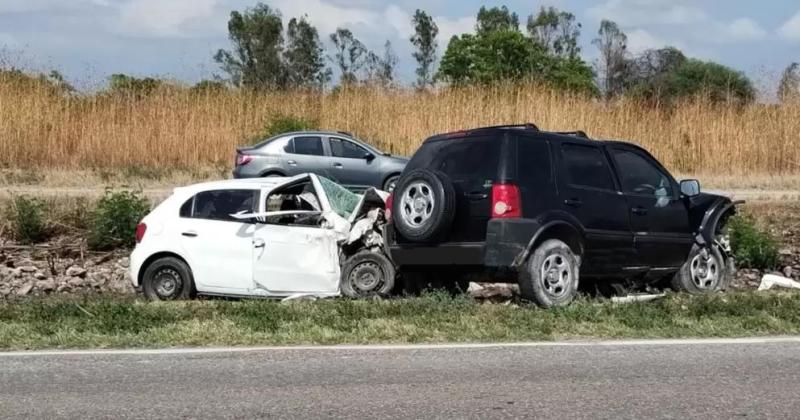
<box><xmin>174</xmin><ymin>174</ymin><xmax>309</xmax><ymax>194</ymax></box>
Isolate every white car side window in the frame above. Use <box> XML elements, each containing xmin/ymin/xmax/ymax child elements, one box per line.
<box><xmin>182</xmin><ymin>189</ymin><xmax>259</xmax><ymax>222</ymax></box>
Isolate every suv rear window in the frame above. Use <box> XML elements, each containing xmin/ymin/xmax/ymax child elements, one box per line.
<box><xmin>560</xmin><ymin>143</ymin><xmax>615</xmax><ymax>191</ymax></box>
<box><xmin>407</xmin><ymin>137</ymin><xmax>500</xmax><ymax>181</ymax></box>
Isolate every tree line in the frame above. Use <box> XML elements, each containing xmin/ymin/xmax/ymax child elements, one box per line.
<box><xmin>205</xmin><ymin>3</ymin><xmax>797</xmax><ymax>104</ymax></box>
<box><xmin>4</xmin><ymin>2</ymin><xmax>799</xmax><ymax>104</ymax></box>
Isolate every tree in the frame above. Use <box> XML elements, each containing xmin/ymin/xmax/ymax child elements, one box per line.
<box><xmin>665</xmin><ymin>59</ymin><xmax>754</xmax><ymax>104</ymax></box>
<box><xmin>108</xmin><ymin>74</ymin><xmax>163</xmax><ymax>96</ymax></box>
<box><xmin>778</xmin><ymin>62</ymin><xmax>800</xmax><ymax>103</ymax></box>
<box><xmin>625</xmin><ymin>47</ymin><xmax>686</xmax><ymax>101</ymax></box>
<box><xmin>437</xmin><ymin>29</ymin><xmax>596</xmax><ymax>94</ymax></box>
<box><xmin>410</xmin><ymin>9</ymin><xmax>439</xmax><ymax>88</ymax></box>
<box><xmin>592</xmin><ymin>20</ymin><xmax>629</xmax><ymax>98</ymax></box>
<box><xmin>46</xmin><ymin>70</ymin><xmax>75</xmax><ymax>93</ymax></box>
<box><xmin>625</xmin><ymin>47</ymin><xmax>754</xmax><ymax>105</ymax></box>
<box><xmin>329</xmin><ymin>28</ymin><xmax>367</xmax><ymax>86</ymax></box>
<box><xmin>527</xmin><ymin>7</ymin><xmax>581</xmax><ymax>59</ymax></box>
<box><xmin>438</xmin><ymin>5</ymin><xmax>596</xmax><ymax>94</ymax></box>
<box><xmin>475</xmin><ymin>6</ymin><xmax>519</xmax><ymax>35</ymax></box>
<box><xmin>284</xmin><ymin>16</ymin><xmax>330</xmax><ymax>88</ymax></box>
<box><xmin>366</xmin><ymin>40</ymin><xmax>398</xmax><ymax>86</ymax></box>
<box><xmin>214</xmin><ymin>3</ymin><xmax>286</xmax><ymax>89</ymax></box>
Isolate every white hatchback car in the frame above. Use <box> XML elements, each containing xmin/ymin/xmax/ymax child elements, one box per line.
<box><xmin>130</xmin><ymin>174</ymin><xmax>395</xmax><ymax>300</ymax></box>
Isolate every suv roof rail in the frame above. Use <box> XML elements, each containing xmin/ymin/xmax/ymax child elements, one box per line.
<box><xmin>554</xmin><ymin>130</ymin><xmax>589</xmax><ymax>139</ymax></box>
<box><xmin>477</xmin><ymin>123</ymin><xmax>539</xmax><ymax>131</ymax></box>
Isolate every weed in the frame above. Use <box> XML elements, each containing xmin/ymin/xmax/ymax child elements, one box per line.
<box><xmin>87</xmin><ymin>188</ymin><xmax>150</xmax><ymax>250</ymax></box>
<box><xmin>728</xmin><ymin>215</ymin><xmax>780</xmax><ymax>270</ymax></box>
<box><xmin>5</xmin><ymin>194</ymin><xmax>49</xmax><ymax>244</ymax></box>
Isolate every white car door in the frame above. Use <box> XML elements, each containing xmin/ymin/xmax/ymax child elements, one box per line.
<box><xmin>178</xmin><ymin>188</ymin><xmax>259</xmax><ymax>293</ymax></box>
<box><xmin>251</xmin><ymin>176</ymin><xmax>340</xmax><ymax>294</ymax></box>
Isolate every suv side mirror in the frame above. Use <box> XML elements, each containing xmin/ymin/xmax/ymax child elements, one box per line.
<box><xmin>364</xmin><ymin>152</ymin><xmax>376</xmax><ymax>161</ymax></box>
<box><xmin>680</xmin><ymin>179</ymin><xmax>700</xmax><ymax>197</ymax></box>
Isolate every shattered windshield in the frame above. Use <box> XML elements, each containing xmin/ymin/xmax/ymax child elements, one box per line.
<box><xmin>318</xmin><ymin>176</ymin><xmax>360</xmax><ymax>219</ymax></box>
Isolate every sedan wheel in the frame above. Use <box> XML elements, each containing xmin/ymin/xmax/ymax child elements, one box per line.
<box><xmin>383</xmin><ymin>175</ymin><xmax>400</xmax><ymax>193</ymax></box>
<box><xmin>142</xmin><ymin>257</ymin><xmax>196</xmax><ymax>301</ymax></box>
<box><xmin>340</xmin><ymin>251</ymin><xmax>396</xmax><ymax>298</ymax></box>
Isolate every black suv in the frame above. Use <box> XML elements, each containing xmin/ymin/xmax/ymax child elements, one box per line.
<box><xmin>387</xmin><ymin>124</ymin><xmax>738</xmax><ymax>307</ymax></box>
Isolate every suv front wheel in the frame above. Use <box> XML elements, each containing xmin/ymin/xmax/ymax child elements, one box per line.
<box><xmin>518</xmin><ymin>239</ymin><xmax>580</xmax><ymax>308</ymax></box>
<box><xmin>671</xmin><ymin>244</ymin><xmax>731</xmax><ymax>293</ymax></box>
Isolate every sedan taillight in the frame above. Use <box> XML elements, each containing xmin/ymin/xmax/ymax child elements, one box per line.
<box><xmin>135</xmin><ymin>223</ymin><xmax>147</xmax><ymax>243</ymax></box>
<box><xmin>236</xmin><ymin>153</ymin><xmax>253</xmax><ymax>166</ymax></box>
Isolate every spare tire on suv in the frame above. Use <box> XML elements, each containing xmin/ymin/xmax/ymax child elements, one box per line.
<box><xmin>392</xmin><ymin>169</ymin><xmax>456</xmax><ymax>243</ymax></box>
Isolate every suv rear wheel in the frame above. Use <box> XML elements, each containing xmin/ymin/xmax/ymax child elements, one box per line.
<box><xmin>518</xmin><ymin>239</ymin><xmax>580</xmax><ymax>308</ymax></box>
<box><xmin>392</xmin><ymin>169</ymin><xmax>456</xmax><ymax>243</ymax></box>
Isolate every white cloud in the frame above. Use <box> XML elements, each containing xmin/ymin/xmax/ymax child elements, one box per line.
<box><xmin>587</xmin><ymin>0</ymin><xmax>706</xmax><ymax>26</ymax></box>
<box><xmin>778</xmin><ymin>10</ymin><xmax>800</xmax><ymax>41</ymax></box>
<box><xmin>720</xmin><ymin>18</ymin><xmax>767</xmax><ymax>41</ymax></box>
<box><xmin>0</xmin><ymin>33</ymin><xmax>16</xmax><ymax>47</ymax></box>
<box><xmin>436</xmin><ymin>15</ymin><xmax>476</xmax><ymax>44</ymax></box>
<box><xmin>0</xmin><ymin>0</ymin><xmax>106</xmax><ymax>14</ymax></box>
<box><xmin>114</xmin><ymin>0</ymin><xmax>220</xmax><ymax>38</ymax></box>
<box><xmin>384</xmin><ymin>5</ymin><xmax>413</xmax><ymax>39</ymax></box>
<box><xmin>625</xmin><ymin>29</ymin><xmax>665</xmax><ymax>54</ymax></box>
<box><xmin>272</xmin><ymin>0</ymin><xmax>379</xmax><ymax>39</ymax></box>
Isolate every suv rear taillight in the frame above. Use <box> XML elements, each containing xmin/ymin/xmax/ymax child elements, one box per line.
<box><xmin>135</xmin><ymin>223</ymin><xmax>147</xmax><ymax>243</ymax></box>
<box><xmin>385</xmin><ymin>193</ymin><xmax>394</xmax><ymax>223</ymax></box>
<box><xmin>491</xmin><ymin>184</ymin><xmax>522</xmax><ymax>218</ymax></box>
<box><xmin>236</xmin><ymin>153</ymin><xmax>253</xmax><ymax>166</ymax></box>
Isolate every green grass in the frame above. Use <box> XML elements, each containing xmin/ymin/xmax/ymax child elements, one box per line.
<box><xmin>2</xmin><ymin>292</ymin><xmax>800</xmax><ymax>350</ymax></box>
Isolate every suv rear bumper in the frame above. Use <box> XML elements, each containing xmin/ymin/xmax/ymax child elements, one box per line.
<box><xmin>388</xmin><ymin>218</ymin><xmax>540</xmax><ymax>268</ymax></box>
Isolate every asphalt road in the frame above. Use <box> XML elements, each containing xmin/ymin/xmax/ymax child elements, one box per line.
<box><xmin>2</xmin><ymin>338</ymin><xmax>800</xmax><ymax>419</ymax></box>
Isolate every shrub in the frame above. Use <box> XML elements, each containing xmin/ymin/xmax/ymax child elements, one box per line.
<box><xmin>87</xmin><ymin>189</ymin><xmax>150</xmax><ymax>251</ymax></box>
<box><xmin>5</xmin><ymin>195</ymin><xmax>49</xmax><ymax>244</ymax></box>
<box><xmin>728</xmin><ymin>215</ymin><xmax>779</xmax><ymax>270</ymax></box>
<box><xmin>251</xmin><ymin>114</ymin><xmax>318</xmax><ymax>144</ymax></box>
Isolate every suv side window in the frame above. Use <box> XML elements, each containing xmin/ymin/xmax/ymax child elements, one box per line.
<box><xmin>330</xmin><ymin>137</ymin><xmax>368</xmax><ymax>159</ymax></box>
<box><xmin>189</xmin><ymin>189</ymin><xmax>259</xmax><ymax>222</ymax></box>
<box><xmin>611</xmin><ymin>148</ymin><xmax>673</xmax><ymax>197</ymax></box>
<box><xmin>560</xmin><ymin>143</ymin><xmax>615</xmax><ymax>191</ymax></box>
<box><xmin>518</xmin><ymin>137</ymin><xmax>552</xmax><ymax>190</ymax></box>
<box><xmin>290</xmin><ymin>136</ymin><xmax>324</xmax><ymax>156</ymax></box>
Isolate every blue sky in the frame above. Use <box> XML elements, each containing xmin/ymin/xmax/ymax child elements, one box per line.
<box><xmin>1</xmin><ymin>0</ymin><xmax>799</xmax><ymax>94</ymax></box>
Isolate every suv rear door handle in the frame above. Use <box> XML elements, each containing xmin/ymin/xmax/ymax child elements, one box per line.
<box><xmin>563</xmin><ymin>198</ymin><xmax>582</xmax><ymax>207</ymax></box>
<box><xmin>631</xmin><ymin>206</ymin><xmax>648</xmax><ymax>215</ymax></box>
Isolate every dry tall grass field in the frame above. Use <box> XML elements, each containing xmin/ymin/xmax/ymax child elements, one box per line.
<box><xmin>1</xmin><ymin>74</ymin><xmax>799</xmax><ymax>177</ymax></box>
